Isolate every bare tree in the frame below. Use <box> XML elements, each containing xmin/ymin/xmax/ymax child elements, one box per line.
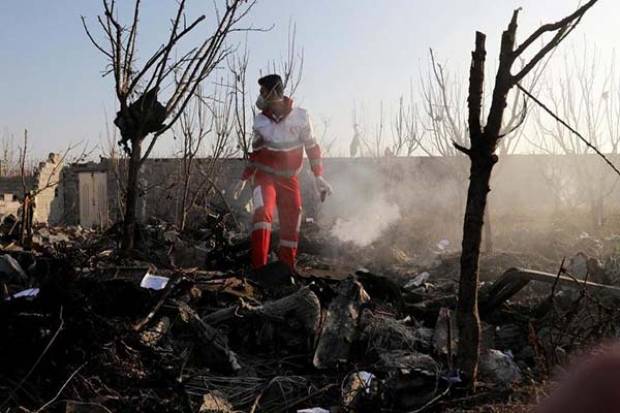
<box><xmin>350</xmin><ymin>99</ymin><xmax>416</xmax><ymax>158</ymax></box>
<box><xmin>175</xmin><ymin>81</ymin><xmax>236</xmax><ymax>230</ymax></box>
<box><xmin>529</xmin><ymin>45</ymin><xmax>620</xmax><ymax>228</ymax></box>
<box><xmin>265</xmin><ymin>22</ymin><xmax>304</xmax><ymax>97</ymax></box>
<box><xmin>455</xmin><ymin>1</ymin><xmax>598</xmax><ymax>385</ymax></box>
<box><xmin>175</xmin><ymin>87</ymin><xmax>212</xmax><ymax>231</ymax></box>
<box><xmin>419</xmin><ymin>50</ymin><xmax>468</xmax><ymax>156</ymax></box>
<box><xmin>391</xmin><ymin>86</ymin><xmax>424</xmax><ymax>157</ymax></box>
<box><xmin>82</xmin><ymin>0</ymin><xmax>257</xmax><ymax>249</ymax></box>
<box><xmin>419</xmin><ymin>49</ymin><xmax>540</xmax><ymax>157</ymax></box>
<box><xmin>414</xmin><ymin>41</ymin><xmax>550</xmax><ymax>253</ymax></box>
<box><xmin>356</xmin><ymin>102</ymin><xmax>392</xmax><ymax>158</ymax></box>
<box><xmin>229</xmin><ymin>42</ymin><xmax>252</xmax><ymax>158</ymax></box>
<box><xmin>373</xmin><ymin>102</ymin><xmax>386</xmax><ymax>157</ymax></box>
<box><xmin>0</xmin><ymin>131</ymin><xmax>20</xmax><ymax>177</ymax></box>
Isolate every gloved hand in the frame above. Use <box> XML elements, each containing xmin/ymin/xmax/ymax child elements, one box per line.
<box><xmin>232</xmin><ymin>179</ymin><xmax>247</xmax><ymax>200</ymax></box>
<box><xmin>314</xmin><ymin>176</ymin><xmax>333</xmax><ymax>201</ymax></box>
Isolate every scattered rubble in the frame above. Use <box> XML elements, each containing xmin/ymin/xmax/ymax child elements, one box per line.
<box><xmin>479</xmin><ymin>349</ymin><xmax>522</xmax><ymax>385</ymax></box>
<box><xmin>2</xmin><ymin>215</ymin><xmax>620</xmax><ymax>411</ymax></box>
<box><xmin>0</xmin><ymin>254</ymin><xmax>27</xmax><ymax>283</ymax></box>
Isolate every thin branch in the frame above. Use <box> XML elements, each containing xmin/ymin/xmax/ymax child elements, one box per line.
<box><xmin>81</xmin><ymin>16</ymin><xmax>113</xmax><ymax>58</ymax></box>
<box><xmin>513</xmin><ymin>0</ymin><xmax>598</xmax><ymax>57</ymax></box>
<box><xmin>34</xmin><ymin>363</ymin><xmax>87</xmax><ymax>412</ymax></box>
<box><xmin>517</xmin><ymin>83</ymin><xmax>620</xmax><ymax>177</ymax></box>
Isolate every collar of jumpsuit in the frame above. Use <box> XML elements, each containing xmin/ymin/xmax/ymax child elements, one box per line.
<box><xmin>244</xmin><ymin>96</ymin><xmax>324</xmax><ymax>270</ymax></box>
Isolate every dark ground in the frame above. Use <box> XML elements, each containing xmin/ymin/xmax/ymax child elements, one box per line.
<box><xmin>1</xmin><ymin>209</ymin><xmax>620</xmax><ymax>412</ymax></box>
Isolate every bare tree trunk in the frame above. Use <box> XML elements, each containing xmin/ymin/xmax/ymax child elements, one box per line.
<box><xmin>456</xmin><ymin>31</ymin><xmax>487</xmax><ymax>385</ymax></box>
<box><xmin>483</xmin><ymin>203</ymin><xmax>493</xmax><ymax>253</ymax></box>
<box><xmin>20</xmin><ymin>193</ymin><xmax>33</xmax><ymax>250</ymax></box>
<box><xmin>19</xmin><ymin>129</ymin><xmax>33</xmax><ymax>250</ymax></box>
<box><xmin>84</xmin><ymin>0</ymin><xmax>257</xmax><ymax>247</ymax></box>
<box><xmin>458</xmin><ymin>20</ymin><xmax>515</xmax><ymax>384</ymax></box>
<box><xmin>178</xmin><ymin>161</ymin><xmax>192</xmax><ymax>231</ymax></box>
<box><xmin>457</xmin><ymin>153</ymin><xmax>495</xmax><ymax>383</ymax></box>
<box><xmin>455</xmin><ymin>1</ymin><xmax>598</xmax><ymax>384</ymax></box>
<box><xmin>122</xmin><ymin>137</ymin><xmax>143</xmax><ymax>250</ymax></box>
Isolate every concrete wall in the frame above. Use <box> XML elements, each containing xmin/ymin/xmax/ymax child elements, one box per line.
<box><xmin>33</xmin><ymin>153</ymin><xmax>64</xmax><ymax>224</ymax></box>
<box><xmin>58</xmin><ymin>154</ymin><xmax>620</xmax><ymax>228</ymax></box>
<box><xmin>0</xmin><ymin>153</ymin><xmax>64</xmax><ymax>224</ymax></box>
<box><xmin>136</xmin><ymin>158</ymin><xmax>247</xmax><ymax>224</ymax></box>
<box><xmin>0</xmin><ymin>193</ymin><xmax>20</xmax><ymax>217</ymax></box>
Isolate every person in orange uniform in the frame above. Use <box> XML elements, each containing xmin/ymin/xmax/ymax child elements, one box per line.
<box><xmin>234</xmin><ymin>74</ymin><xmax>333</xmax><ymax>270</ymax></box>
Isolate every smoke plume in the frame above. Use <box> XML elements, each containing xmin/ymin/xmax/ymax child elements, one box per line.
<box><xmin>329</xmin><ymin>194</ymin><xmax>401</xmax><ymax>247</ymax></box>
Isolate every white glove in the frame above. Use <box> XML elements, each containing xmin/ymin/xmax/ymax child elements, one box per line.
<box><xmin>232</xmin><ymin>179</ymin><xmax>247</xmax><ymax>200</ymax></box>
<box><xmin>314</xmin><ymin>176</ymin><xmax>333</xmax><ymax>201</ymax></box>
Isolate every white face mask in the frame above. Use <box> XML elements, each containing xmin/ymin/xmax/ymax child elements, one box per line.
<box><xmin>255</xmin><ymin>95</ymin><xmax>268</xmax><ymax>110</ymax></box>
<box><xmin>256</xmin><ymin>94</ymin><xmax>284</xmax><ymax>111</ymax></box>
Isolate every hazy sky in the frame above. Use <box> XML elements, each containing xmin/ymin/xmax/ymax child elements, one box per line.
<box><xmin>0</xmin><ymin>0</ymin><xmax>617</xmax><ymax>159</ymax></box>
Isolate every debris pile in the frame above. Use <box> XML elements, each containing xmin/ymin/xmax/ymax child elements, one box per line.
<box><xmin>2</xmin><ymin>218</ymin><xmax>620</xmax><ymax>412</ymax></box>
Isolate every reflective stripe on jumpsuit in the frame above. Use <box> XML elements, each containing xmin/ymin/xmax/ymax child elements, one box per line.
<box><xmin>251</xmin><ymin>170</ymin><xmax>302</xmax><ymax>269</ymax></box>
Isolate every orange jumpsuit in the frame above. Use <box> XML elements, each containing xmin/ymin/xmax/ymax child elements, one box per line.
<box><xmin>241</xmin><ymin>98</ymin><xmax>323</xmax><ymax>269</ymax></box>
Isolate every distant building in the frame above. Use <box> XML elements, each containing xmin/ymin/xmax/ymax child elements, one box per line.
<box><xmin>0</xmin><ymin>153</ymin><xmax>64</xmax><ymax>224</ymax></box>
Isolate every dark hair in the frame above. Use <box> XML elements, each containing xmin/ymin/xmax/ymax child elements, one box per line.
<box><xmin>258</xmin><ymin>74</ymin><xmax>284</xmax><ymax>97</ymax></box>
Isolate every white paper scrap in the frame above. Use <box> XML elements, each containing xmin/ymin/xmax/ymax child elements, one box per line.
<box><xmin>140</xmin><ymin>273</ymin><xmax>169</xmax><ymax>290</ymax></box>
<box><xmin>6</xmin><ymin>287</ymin><xmax>40</xmax><ymax>301</ymax></box>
